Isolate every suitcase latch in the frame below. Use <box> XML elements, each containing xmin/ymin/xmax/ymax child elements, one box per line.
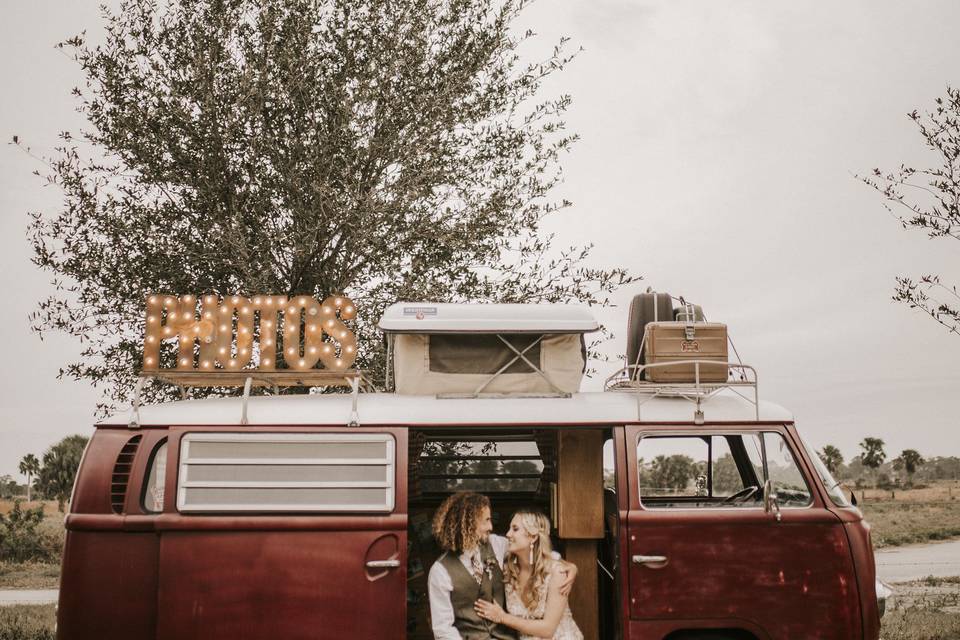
<box><xmin>684</xmin><ymin>325</ymin><xmax>696</xmax><ymax>341</ymax></box>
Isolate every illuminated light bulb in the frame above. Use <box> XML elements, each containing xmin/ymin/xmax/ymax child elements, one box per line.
<box><xmin>163</xmin><ymin>327</ymin><xmax>173</xmax><ymax>336</ymax></box>
<box><xmin>326</xmin><ymin>319</ymin><xmax>335</xmax><ymax>327</ymax></box>
<box><xmin>335</xmin><ymin>359</ymin><xmax>343</xmax><ymax>367</ymax></box>
<box><xmin>184</xmin><ymin>295</ymin><xmax>194</xmax><ymax>302</ymax></box>
<box><xmin>309</xmin><ymin>346</ymin><xmax>317</xmax><ymax>354</ymax></box>
<box><xmin>180</xmin><ymin>358</ymin><xmax>189</xmax><ymax>366</ymax></box>
<box><xmin>205</xmin><ymin>295</ymin><xmax>216</xmax><ymax>304</ymax></box>
<box><xmin>232</xmin><ymin>296</ymin><xmax>240</xmax><ymax>304</ymax></box>
<box><xmin>345</xmin><ymin>345</ymin><xmax>354</xmax><ymax>353</ymax></box>
<box><xmin>169</xmin><ymin>312</ymin><xmax>178</xmax><ymax>321</ymax></box>
<box><xmin>340</xmin><ymin>331</ymin><xmax>347</xmax><ymax>339</ymax></box>
<box><xmin>263</xmin><ymin>339</ymin><xmax>273</xmax><ymax>346</ymax></box>
<box><xmin>165</xmin><ymin>297</ymin><xmax>175</xmax><ymax>305</ymax></box>
<box><xmin>308</xmin><ymin>307</ymin><xmax>318</xmax><ymax>316</ymax></box>
<box><xmin>240</xmin><ymin>327</ymin><xmax>249</xmax><ymax>334</ymax></box>
<box><xmin>253</xmin><ymin>297</ymin><xmax>262</xmax><ymax>305</ymax></box>
<box><xmin>201</xmin><ymin>361</ymin><xmax>211</xmax><ymax>368</ymax></box>
<box><xmin>308</xmin><ymin>325</ymin><xmax>317</xmax><ymax>333</ymax></box>
<box><xmin>265</xmin><ymin>298</ymin><xmax>273</xmax><ymax>306</ymax></box>
<box><xmin>288</xmin><ymin>306</ymin><xmax>296</xmax><ymax>314</ymax></box>
<box><xmin>220</xmin><ymin>307</ymin><xmax>229</xmax><ymax>314</ymax></box>
<box><xmin>323</xmin><ymin>345</ymin><xmax>332</xmax><ymax>353</ymax></box>
<box><xmin>262</xmin><ymin>358</ymin><xmax>271</xmax><ymax>365</ymax></box>
<box><xmin>240</xmin><ymin>348</ymin><xmax>248</xmax><ymax>354</ymax></box>
<box><xmin>298</xmin><ymin>296</ymin><xmax>308</xmax><ymax>305</ymax></box>
<box><xmin>203</xmin><ymin>336</ymin><xmax>213</xmax><ymax>344</ymax></box>
<box><xmin>203</xmin><ymin>312</ymin><xmax>212</xmax><ymax>319</ymax></box>
<box><xmin>287</xmin><ymin>348</ymin><xmax>296</xmax><ymax>355</ymax></box>
<box><xmin>149</xmin><ymin>296</ymin><xmax>157</xmax><ymax>303</ymax></box>
<box><xmin>145</xmin><ymin>357</ymin><xmax>154</xmax><ymax>364</ymax></box>
<box><xmin>220</xmin><ymin>324</ymin><xmax>228</xmax><ymax>332</ymax></box>
<box><xmin>241</xmin><ymin>306</ymin><xmax>250</xmax><ymax>313</ymax></box>
<box><xmin>148</xmin><ymin>316</ymin><xmax>157</xmax><ymax>323</ymax></box>
<box><xmin>219</xmin><ymin>347</ymin><xmax>227</xmax><ymax>355</ymax></box>
<box><xmin>334</xmin><ymin>297</ymin><xmax>342</xmax><ymax>306</ymax></box>
<box><xmin>299</xmin><ymin>359</ymin><xmax>306</xmax><ymax>367</ymax></box>
<box><xmin>147</xmin><ymin>336</ymin><xmax>156</xmax><ymax>343</ymax></box>
<box><xmin>345</xmin><ymin>306</ymin><xmax>354</xmax><ymax>314</ymax></box>
<box><xmin>322</xmin><ymin>305</ymin><xmax>332</xmax><ymax>315</ymax></box>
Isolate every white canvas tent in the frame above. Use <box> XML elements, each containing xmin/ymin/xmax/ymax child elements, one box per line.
<box><xmin>378</xmin><ymin>303</ymin><xmax>599</xmax><ymax>396</ymax></box>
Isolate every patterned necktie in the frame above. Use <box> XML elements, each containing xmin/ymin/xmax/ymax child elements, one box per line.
<box><xmin>470</xmin><ymin>551</ymin><xmax>484</xmax><ymax>585</ymax></box>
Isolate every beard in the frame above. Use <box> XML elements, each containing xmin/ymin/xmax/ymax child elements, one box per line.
<box><xmin>478</xmin><ymin>530</ymin><xmax>490</xmax><ymax>544</ymax></box>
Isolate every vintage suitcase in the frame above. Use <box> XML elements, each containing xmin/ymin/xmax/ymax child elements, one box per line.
<box><xmin>643</xmin><ymin>321</ymin><xmax>729</xmax><ymax>383</ymax></box>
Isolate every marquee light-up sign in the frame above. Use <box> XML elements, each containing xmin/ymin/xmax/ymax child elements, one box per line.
<box><xmin>143</xmin><ymin>294</ymin><xmax>357</xmax><ymax>372</ymax></box>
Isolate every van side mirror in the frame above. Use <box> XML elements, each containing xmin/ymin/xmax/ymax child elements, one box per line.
<box><xmin>763</xmin><ymin>478</ymin><xmax>782</xmax><ymax>522</ymax></box>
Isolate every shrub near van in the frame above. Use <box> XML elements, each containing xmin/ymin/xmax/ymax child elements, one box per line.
<box><xmin>57</xmin><ymin>293</ymin><xmax>885</xmax><ymax>639</ymax></box>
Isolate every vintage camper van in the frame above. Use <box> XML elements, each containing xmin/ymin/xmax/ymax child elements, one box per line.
<box><xmin>57</xmin><ymin>293</ymin><xmax>886</xmax><ymax>639</ymax></box>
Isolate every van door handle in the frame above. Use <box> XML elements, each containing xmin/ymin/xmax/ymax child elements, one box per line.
<box><xmin>366</xmin><ymin>559</ymin><xmax>401</xmax><ymax>569</ymax></box>
<box><xmin>632</xmin><ymin>555</ymin><xmax>668</xmax><ymax>567</ymax></box>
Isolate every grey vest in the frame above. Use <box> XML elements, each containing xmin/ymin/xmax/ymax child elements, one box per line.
<box><xmin>438</xmin><ymin>541</ymin><xmax>516</xmax><ymax>640</ymax></box>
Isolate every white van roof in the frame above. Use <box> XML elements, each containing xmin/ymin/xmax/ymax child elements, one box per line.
<box><xmin>377</xmin><ymin>302</ymin><xmax>599</xmax><ymax>333</ymax></box>
<box><xmin>100</xmin><ymin>391</ymin><xmax>793</xmax><ymax>427</ymax></box>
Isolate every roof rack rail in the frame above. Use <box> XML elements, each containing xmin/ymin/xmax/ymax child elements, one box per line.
<box><xmin>128</xmin><ymin>370</ymin><xmax>376</xmax><ymax>429</ymax></box>
<box><xmin>603</xmin><ymin>360</ymin><xmax>759</xmax><ymax>422</ymax></box>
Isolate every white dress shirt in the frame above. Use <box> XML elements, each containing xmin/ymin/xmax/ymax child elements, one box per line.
<box><xmin>428</xmin><ymin>534</ymin><xmax>510</xmax><ymax>640</ymax></box>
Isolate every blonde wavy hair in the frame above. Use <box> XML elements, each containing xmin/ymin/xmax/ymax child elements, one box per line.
<box><xmin>432</xmin><ymin>491</ymin><xmax>491</xmax><ymax>553</ymax></box>
<box><xmin>503</xmin><ymin>509</ymin><xmax>555</xmax><ymax>610</ymax></box>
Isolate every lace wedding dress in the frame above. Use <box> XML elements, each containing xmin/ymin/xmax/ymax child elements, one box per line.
<box><xmin>505</xmin><ymin>567</ymin><xmax>584</xmax><ymax>640</ymax></box>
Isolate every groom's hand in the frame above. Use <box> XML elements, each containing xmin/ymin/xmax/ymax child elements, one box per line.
<box><xmin>557</xmin><ymin>559</ymin><xmax>578</xmax><ymax>596</ymax></box>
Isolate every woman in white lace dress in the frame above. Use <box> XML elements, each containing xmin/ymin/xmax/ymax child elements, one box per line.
<box><xmin>474</xmin><ymin>510</ymin><xmax>583</xmax><ymax>640</ymax></box>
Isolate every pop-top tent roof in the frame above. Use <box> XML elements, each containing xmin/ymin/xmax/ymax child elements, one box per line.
<box><xmin>378</xmin><ymin>302</ymin><xmax>599</xmax><ymax>334</ymax></box>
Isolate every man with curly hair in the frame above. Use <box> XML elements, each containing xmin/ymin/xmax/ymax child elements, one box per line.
<box><xmin>427</xmin><ymin>491</ymin><xmax>576</xmax><ymax>640</ymax></box>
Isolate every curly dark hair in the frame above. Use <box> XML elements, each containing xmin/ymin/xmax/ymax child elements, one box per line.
<box><xmin>432</xmin><ymin>491</ymin><xmax>490</xmax><ymax>553</ymax></box>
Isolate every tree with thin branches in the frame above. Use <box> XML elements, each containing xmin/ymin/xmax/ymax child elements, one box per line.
<box><xmin>20</xmin><ymin>0</ymin><xmax>638</xmax><ymax>415</ymax></box>
<box><xmin>862</xmin><ymin>87</ymin><xmax>960</xmax><ymax>336</ymax></box>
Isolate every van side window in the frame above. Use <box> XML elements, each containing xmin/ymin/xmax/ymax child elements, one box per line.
<box><xmin>637</xmin><ymin>433</ymin><xmax>811</xmax><ymax>509</ymax></box>
<box><xmin>142</xmin><ymin>440</ymin><xmax>167</xmax><ymax>513</ymax></box>
<box><xmin>177</xmin><ymin>433</ymin><xmax>395</xmax><ymax>512</ymax></box>
<box><xmin>637</xmin><ymin>436</ymin><xmax>708</xmax><ymax>499</ymax></box>
<box><xmin>762</xmin><ymin>432</ymin><xmax>813</xmax><ymax>507</ymax></box>
<box><xmin>417</xmin><ymin>439</ymin><xmax>543</xmax><ymax>494</ymax></box>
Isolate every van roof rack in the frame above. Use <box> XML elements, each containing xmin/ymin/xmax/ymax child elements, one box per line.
<box><xmin>603</xmin><ymin>360</ymin><xmax>760</xmax><ymax>423</ymax></box>
<box><xmin>129</xmin><ymin>370</ymin><xmax>375</xmax><ymax>429</ymax></box>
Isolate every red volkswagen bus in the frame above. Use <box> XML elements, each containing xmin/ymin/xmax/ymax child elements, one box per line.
<box><xmin>57</xmin><ymin>295</ymin><xmax>886</xmax><ymax>639</ymax></box>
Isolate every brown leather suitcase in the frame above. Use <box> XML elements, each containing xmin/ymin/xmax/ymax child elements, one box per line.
<box><xmin>643</xmin><ymin>321</ymin><xmax>729</xmax><ymax>382</ymax></box>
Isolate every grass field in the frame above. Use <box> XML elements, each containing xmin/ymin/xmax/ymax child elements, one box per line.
<box><xmin>848</xmin><ymin>480</ymin><xmax>960</xmax><ymax>548</ymax></box>
<box><xmin>0</xmin><ymin>604</ymin><xmax>55</xmax><ymax>640</ymax></box>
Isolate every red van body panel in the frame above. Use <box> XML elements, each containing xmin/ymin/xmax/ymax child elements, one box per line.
<box><xmin>58</xmin><ymin>418</ymin><xmax>880</xmax><ymax>640</ymax></box>
<box><xmin>622</xmin><ymin>423</ymin><xmax>870</xmax><ymax>640</ymax></box>
<box><xmin>58</xmin><ymin>425</ymin><xmax>407</xmax><ymax>640</ymax></box>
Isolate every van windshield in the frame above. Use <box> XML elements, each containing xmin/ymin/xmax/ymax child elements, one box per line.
<box><xmin>798</xmin><ymin>435</ymin><xmax>851</xmax><ymax>507</ymax></box>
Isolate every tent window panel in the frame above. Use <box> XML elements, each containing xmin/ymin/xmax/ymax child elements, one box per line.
<box><xmin>428</xmin><ymin>334</ymin><xmax>542</xmax><ymax>374</ymax></box>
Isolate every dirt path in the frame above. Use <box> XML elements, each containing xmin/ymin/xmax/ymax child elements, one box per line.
<box><xmin>876</xmin><ymin>538</ymin><xmax>960</xmax><ymax>582</ymax></box>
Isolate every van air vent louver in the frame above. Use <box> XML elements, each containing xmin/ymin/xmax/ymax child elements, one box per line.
<box><xmin>110</xmin><ymin>435</ymin><xmax>142</xmax><ymax>514</ymax></box>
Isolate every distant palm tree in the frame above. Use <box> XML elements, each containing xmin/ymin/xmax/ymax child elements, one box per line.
<box><xmin>18</xmin><ymin>453</ymin><xmax>40</xmax><ymax>502</ymax></box>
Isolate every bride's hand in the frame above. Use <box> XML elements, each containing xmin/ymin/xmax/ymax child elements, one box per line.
<box><xmin>474</xmin><ymin>599</ymin><xmax>506</xmax><ymax>624</ymax></box>
<box><xmin>557</xmin><ymin>559</ymin><xmax>578</xmax><ymax>597</ymax></box>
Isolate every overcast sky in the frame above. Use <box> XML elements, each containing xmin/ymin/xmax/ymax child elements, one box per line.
<box><xmin>2</xmin><ymin>1</ymin><xmax>959</xmax><ymax>476</ymax></box>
